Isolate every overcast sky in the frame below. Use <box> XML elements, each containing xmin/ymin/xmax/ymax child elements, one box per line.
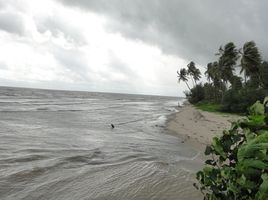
<box><xmin>0</xmin><ymin>0</ymin><xmax>267</xmax><ymax>96</ymax></box>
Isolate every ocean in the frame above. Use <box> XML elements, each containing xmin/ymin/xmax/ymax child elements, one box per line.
<box><xmin>0</xmin><ymin>86</ymin><xmax>201</xmax><ymax>200</ymax></box>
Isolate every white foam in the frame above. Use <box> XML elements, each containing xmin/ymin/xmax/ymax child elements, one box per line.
<box><xmin>155</xmin><ymin>115</ymin><xmax>167</xmax><ymax>126</ymax></box>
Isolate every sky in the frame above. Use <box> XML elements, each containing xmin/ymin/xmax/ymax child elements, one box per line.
<box><xmin>0</xmin><ymin>0</ymin><xmax>267</xmax><ymax>96</ymax></box>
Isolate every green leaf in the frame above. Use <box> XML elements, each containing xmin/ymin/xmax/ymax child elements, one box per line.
<box><xmin>196</xmin><ymin>98</ymin><xmax>268</xmax><ymax>199</ymax></box>
<box><xmin>212</xmin><ymin>137</ymin><xmax>226</xmax><ymax>158</ymax></box>
<box><xmin>256</xmin><ymin>176</ymin><xmax>268</xmax><ymax>200</ymax></box>
<box><xmin>249</xmin><ymin>100</ymin><xmax>264</xmax><ymax>115</ymax></box>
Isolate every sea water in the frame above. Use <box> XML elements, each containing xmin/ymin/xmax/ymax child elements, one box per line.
<box><xmin>0</xmin><ymin>86</ymin><xmax>201</xmax><ymax>200</ymax></box>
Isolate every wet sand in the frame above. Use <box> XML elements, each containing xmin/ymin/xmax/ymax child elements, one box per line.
<box><xmin>167</xmin><ymin>104</ymin><xmax>240</xmax><ymax>151</ymax></box>
<box><xmin>166</xmin><ymin>104</ymin><xmax>241</xmax><ymax>199</ymax></box>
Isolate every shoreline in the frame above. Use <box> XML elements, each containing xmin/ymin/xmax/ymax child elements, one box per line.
<box><xmin>164</xmin><ymin>103</ymin><xmax>242</xmax><ymax>199</ymax></box>
<box><xmin>162</xmin><ymin>104</ymin><xmax>243</xmax><ymax>200</ymax></box>
<box><xmin>166</xmin><ymin>104</ymin><xmax>241</xmax><ymax>152</ymax></box>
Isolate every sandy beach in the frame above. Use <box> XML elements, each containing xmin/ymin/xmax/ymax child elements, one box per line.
<box><xmin>167</xmin><ymin>104</ymin><xmax>241</xmax><ymax>151</ymax></box>
<box><xmin>163</xmin><ymin>104</ymin><xmax>242</xmax><ymax>199</ymax></box>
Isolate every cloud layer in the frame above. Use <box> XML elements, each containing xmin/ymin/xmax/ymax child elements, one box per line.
<box><xmin>0</xmin><ymin>0</ymin><xmax>267</xmax><ymax>96</ymax></box>
<box><xmin>59</xmin><ymin>0</ymin><xmax>268</xmax><ymax>63</ymax></box>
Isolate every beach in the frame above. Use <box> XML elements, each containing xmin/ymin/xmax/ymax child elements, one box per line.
<box><xmin>167</xmin><ymin>104</ymin><xmax>240</xmax><ymax>151</ymax></box>
<box><xmin>164</xmin><ymin>104</ymin><xmax>242</xmax><ymax>199</ymax></box>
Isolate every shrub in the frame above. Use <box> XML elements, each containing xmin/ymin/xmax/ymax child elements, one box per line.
<box><xmin>221</xmin><ymin>87</ymin><xmax>267</xmax><ymax>114</ymax></box>
<box><xmin>186</xmin><ymin>84</ymin><xmax>205</xmax><ymax>104</ymax></box>
<box><xmin>194</xmin><ymin>98</ymin><xmax>268</xmax><ymax>199</ymax></box>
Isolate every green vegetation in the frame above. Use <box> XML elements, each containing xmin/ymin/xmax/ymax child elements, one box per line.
<box><xmin>194</xmin><ymin>98</ymin><xmax>268</xmax><ymax>199</ymax></box>
<box><xmin>177</xmin><ymin>41</ymin><xmax>268</xmax><ymax>114</ymax></box>
<box><xmin>177</xmin><ymin>42</ymin><xmax>268</xmax><ymax>198</ymax></box>
<box><xmin>195</xmin><ymin>102</ymin><xmax>222</xmax><ymax>113</ymax></box>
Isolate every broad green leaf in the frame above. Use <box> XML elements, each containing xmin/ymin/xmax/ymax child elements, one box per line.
<box><xmin>212</xmin><ymin>137</ymin><xmax>226</xmax><ymax>158</ymax></box>
<box><xmin>249</xmin><ymin>100</ymin><xmax>264</xmax><ymax>115</ymax></box>
<box><xmin>256</xmin><ymin>178</ymin><xmax>268</xmax><ymax>200</ymax></box>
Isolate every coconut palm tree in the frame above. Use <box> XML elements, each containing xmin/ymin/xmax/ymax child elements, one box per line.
<box><xmin>205</xmin><ymin>63</ymin><xmax>213</xmax><ymax>83</ymax></box>
<box><xmin>193</xmin><ymin>67</ymin><xmax>201</xmax><ymax>85</ymax></box>
<box><xmin>240</xmin><ymin>41</ymin><xmax>262</xmax><ymax>85</ymax></box>
<box><xmin>177</xmin><ymin>68</ymin><xmax>191</xmax><ymax>90</ymax></box>
<box><xmin>205</xmin><ymin>61</ymin><xmax>224</xmax><ymax>101</ymax></box>
<box><xmin>206</xmin><ymin>62</ymin><xmax>221</xmax><ymax>87</ymax></box>
<box><xmin>260</xmin><ymin>61</ymin><xmax>268</xmax><ymax>89</ymax></box>
<box><xmin>187</xmin><ymin>61</ymin><xmax>196</xmax><ymax>86</ymax></box>
<box><xmin>217</xmin><ymin>42</ymin><xmax>239</xmax><ymax>84</ymax></box>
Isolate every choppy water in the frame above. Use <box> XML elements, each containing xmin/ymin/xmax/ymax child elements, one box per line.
<box><xmin>0</xmin><ymin>87</ymin><xmax>201</xmax><ymax>200</ymax></box>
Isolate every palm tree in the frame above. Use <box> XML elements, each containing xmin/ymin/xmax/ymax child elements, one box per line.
<box><xmin>177</xmin><ymin>68</ymin><xmax>191</xmax><ymax>90</ymax></box>
<box><xmin>187</xmin><ymin>61</ymin><xmax>196</xmax><ymax>86</ymax></box>
<box><xmin>206</xmin><ymin>62</ymin><xmax>221</xmax><ymax>87</ymax></box>
<box><xmin>260</xmin><ymin>61</ymin><xmax>268</xmax><ymax>89</ymax></box>
<box><xmin>206</xmin><ymin>61</ymin><xmax>224</xmax><ymax>101</ymax></box>
<box><xmin>217</xmin><ymin>42</ymin><xmax>239</xmax><ymax>84</ymax></box>
<box><xmin>205</xmin><ymin>63</ymin><xmax>213</xmax><ymax>83</ymax></box>
<box><xmin>240</xmin><ymin>41</ymin><xmax>262</xmax><ymax>85</ymax></box>
<box><xmin>193</xmin><ymin>67</ymin><xmax>201</xmax><ymax>85</ymax></box>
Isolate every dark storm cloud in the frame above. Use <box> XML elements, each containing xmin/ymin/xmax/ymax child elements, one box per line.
<box><xmin>0</xmin><ymin>11</ymin><xmax>25</xmax><ymax>35</ymax></box>
<box><xmin>58</xmin><ymin>0</ymin><xmax>268</xmax><ymax>64</ymax></box>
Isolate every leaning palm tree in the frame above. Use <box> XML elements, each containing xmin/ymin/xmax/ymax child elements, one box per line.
<box><xmin>205</xmin><ymin>63</ymin><xmax>213</xmax><ymax>83</ymax></box>
<box><xmin>187</xmin><ymin>61</ymin><xmax>196</xmax><ymax>86</ymax></box>
<box><xmin>207</xmin><ymin>61</ymin><xmax>224</xmax><ymax>101</ymax></box>
<box><xmin>193</xmin><ymin>68</ymin><xmax>201</xmax><ymax>85</ymax></box>
<box><xmin>240</xmin><ymin>41</ymin><xmax>262</xmax><ymax>85</ymax></box>
<box><xmin>217</xmin><ymin>42</ymin><xmax>239</xmax><ymax>84</ymax></box>
<box><xmin>206</xmin><ymin>61</ymin><xmax>221</xmax><ymax>87</ymax></box>
<box><xmin>177</xmin><ymin>68</ymin><xmax>191</xmax><ymax>90</ymax></box>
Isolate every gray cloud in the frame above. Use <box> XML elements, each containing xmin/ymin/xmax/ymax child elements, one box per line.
<box><xmin>36</xmin><ymin>16</ymin><xmax>87</xmax><ymax>45</ymax></box>
<box><xmin>0</xmin><ymin>11</ymin><xmax>25</xmax><ymax>35</ymax></box>
<box><xmin>107</xmin><ymin>52</ymin><xmax>139</xmax><ymax>79</ymax></box>
<box><xmin>58</xmin><ymin>0</ymin><xmax>268</xmax><ymax>64</ymax></box>
<box><xmin>52</xmin><ymin>46</ymin><xmax>92</xmax><ymax>82</ymax></box>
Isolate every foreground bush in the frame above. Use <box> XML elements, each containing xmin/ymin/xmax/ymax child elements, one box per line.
<box><xmin>195</xmin><ymin>98</ymin><xmax>268</xmax><ymax>199</ymax></box>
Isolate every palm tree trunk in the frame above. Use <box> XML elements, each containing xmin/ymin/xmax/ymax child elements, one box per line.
<box><xmin>185</xmin><ymin>82</ymin><xmax>191</xmax><ymax>91</ymax></box>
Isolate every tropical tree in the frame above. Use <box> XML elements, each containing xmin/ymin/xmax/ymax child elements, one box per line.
<box><xmin>193</xmin><ymin>67</ymin><xmax>201</xmax><ymax>85</ymax></box>
<box><xmin>187</xmin><ymin>61</ymin><xmax>197</xmax><ymax>86</ymax></box>
<box><xmin>240</xmin><ymin>41</ymin><xmax>262</xmax><ymax>86</ymax></box>
<box><xmin>204</xmin><ymin>61</ymin><xmax>226</xmax><ymax>102</ymax></box>
<box><xmin>205</xmin><ymin>63</ymin><xmax>213</xmax><ymax>83</ymax></box>
<box><xmin>230</xmin><ymin>75</ymin><xmax>242</xmax><ymax>90</ymax></box>
<box><xmin>217</xmin><ymin>42</ymin><xmax>240</xmax><ymax>84</ymax></box>
<box><xmin>208</xmin><ymin>62</ymin><xmax>222</xmax><ymax>88</ymax></box>
<box><xmin>260</xmin><ymin>61</ymin><xmax>268</xmax><ymax>89</ymax></box>
<box><xmin>177</xmin><ymin>68</ymin><xmax>191</xmax><ymax>90</ymax></box>
<box><xmin>181</xmin><ymin>40</ymin><xmax>267</xmax><ymax>113</ymax></box>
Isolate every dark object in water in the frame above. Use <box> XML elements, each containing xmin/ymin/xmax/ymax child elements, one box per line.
<box><xmin>111</xmin><ymin>124</ymin><xmax>115</xmax><ymax>129</ymax></box>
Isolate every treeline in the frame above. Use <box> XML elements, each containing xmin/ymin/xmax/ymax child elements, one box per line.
<box><xmin>178</xmin><ymin>41</ymin><xmax>268</xmax><ymax>113</ymax></box>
